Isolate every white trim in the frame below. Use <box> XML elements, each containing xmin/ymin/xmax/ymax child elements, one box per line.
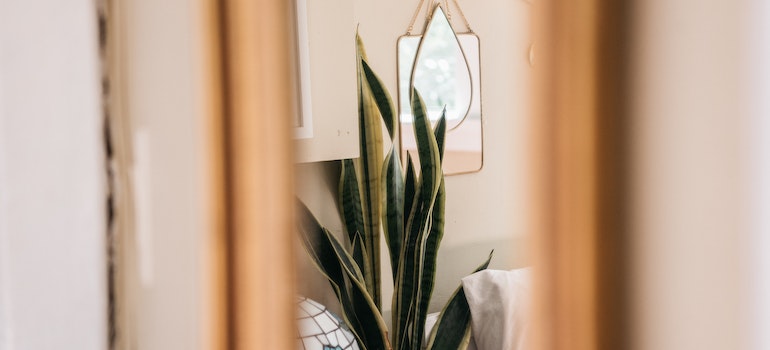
<box><xmin>294</xmin><ymin>0</ymin><xmax>314</xmax><ymax>139</ymax></box>
<box><xmin>133</xmin><ymin>130</ymin><xmax>155</xmax><ymax>288</ymax></box>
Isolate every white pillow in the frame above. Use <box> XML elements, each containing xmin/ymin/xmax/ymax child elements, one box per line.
<box><xmin>461</xmin><ymin>268</ymin><xmax>532</xmax><ymax>350</ymax></box>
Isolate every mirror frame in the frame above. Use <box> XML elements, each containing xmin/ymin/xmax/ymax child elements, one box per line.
<box><xmin>396</xmin><ymin>5</ymin><xmax>484</xmax><ymax>175</ymax></box>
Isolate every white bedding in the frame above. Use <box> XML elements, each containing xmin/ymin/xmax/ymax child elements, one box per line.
<box><xmin>423</xmin><ymin>268</ymin><xmax>532</xmax><ymax>350</ymax></box>
<box><xmin>461</xmin><ymin>268</ymin><xmax>532</xmax><ymax>350</ymax></box>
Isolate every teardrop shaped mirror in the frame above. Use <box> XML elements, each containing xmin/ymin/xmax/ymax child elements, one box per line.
<box><xmin>412</xmin><ymin>5</ymin><xmax>471</xmax><ymax>129</ymax></box>
<box><xmin>398</xmin><ymin>4</ymin><xmax>483</xmax><ymax>175</ymax></box>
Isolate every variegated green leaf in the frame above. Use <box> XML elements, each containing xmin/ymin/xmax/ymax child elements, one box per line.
<box><xmin>326</xmin><ymin>225</ymin><xmax>391</xmax><ymax>350</ymax></box>
<box><xmin>434</xmin><ymin>110</ymin><xmax>447</xmax><ymax>162</ymax></box>
<box><xmin>426</xmin><ymin>251</ymin><xmax>494</xmax><ymax>350</ymax></box>
<box><xmin>356</xmin><ymin>32</ymin><xmax>368</xmax><ymax>61</ymax></box>
<box><xmin>357</xmin><ymin>36</ymin><xmax>384</xmax><ymax>308</ymax></box>
<box><xmin>410</xmin><ymin>89</ymin><xmax>442</xmax><ymax>205</ymax></box>
<box><xmin>413</xmin><ymin>178</ymin><xmax>445</xmax><ymax>348</ymax></box>
<box><xmin>382</xmin><ymin>146</ymin><xmax>404</xmax><ymax>282</ymax></box>
<box><xmin>296</xmin><ymin>200</ymin><xmax>391</xmax><ymax>350</ymax></box>
<box><xmin>296</xmin><ymin>200</ymin><xmax>368</xmax><ymax>348</ymax></box>
<box><xmin>352</xmin><ymin>233</ymin><xmax>366</xmax><ymax>280</ymax></box>
<box><xmin>340</xmin><ymin>158</ymin><xmax>366</xmax><ymax>248</ymax></box>
<box><xmin>394</xmin><ymin>89</ymin><xmax>443</xmax><ymax>350</ymax></box>
<box><xmin>361</xmin><ymin>58</ymin><xmax>397</xmax><ymax>140</ymax></box>
<box><xmin>412</xmin><ymin>114</ymin><xmax>448</xmax><ymax>349</ymax></box>
<box><xmin>403</xmin><ymin>154</ymin><xmax>417</xmax><ymax>230</ymax></box>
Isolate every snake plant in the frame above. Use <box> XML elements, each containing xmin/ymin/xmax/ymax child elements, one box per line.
<box><xmin>296</xmin><ymin>34</ymin><xmax>492</xmax><ymax>350</ymax></box>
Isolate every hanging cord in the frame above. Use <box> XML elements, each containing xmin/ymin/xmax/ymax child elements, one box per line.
<box><xmin>406</xmin><ymin>0</ymin><xmax>427</xmax><ymax>35</ymax></box>
<box><xmin>405</xmin><ymin>0</ymin><xmax>474</xmax><ymax>35</ymax></box>
<box><xmin>451</xmin><ymin>0</ymin><xmax>473</xmax><ymax>33</ymax></box>
<box><xmin>444</xmin><ymin>0</ymin><xmax>451</xmax><ymax>20</ymax></box>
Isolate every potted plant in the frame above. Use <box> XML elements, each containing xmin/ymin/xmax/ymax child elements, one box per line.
<box><xmin>296</xmin><ymin>34</ymin><xmax>491</xmax><ymax>350</ymax></box>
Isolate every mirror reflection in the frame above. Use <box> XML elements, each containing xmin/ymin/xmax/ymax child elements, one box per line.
<box><xmin>401</xmin><ymin>9</ymin><xmax>471</xmax><ymax>128</ymax></box>
<box><xmin>398</xmin><ymin>5</ymin><xmax>483</xmax><ymax>175</ymax></box>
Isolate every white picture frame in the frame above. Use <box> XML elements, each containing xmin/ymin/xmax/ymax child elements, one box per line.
<box><xmin>292</xmin><ymin>0</ymin><xmax>359</xmax><ymax>163</ymax></box>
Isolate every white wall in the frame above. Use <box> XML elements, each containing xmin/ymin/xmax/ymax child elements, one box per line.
<box><xmin>296</xmin><ymin>0</ymin><xmax>532</xmax><ymax>318</ymax></box>
<box><xmin>0</xmin><ymin>1</ymin><xmax>107</xmax><ymax>349</ymax></box>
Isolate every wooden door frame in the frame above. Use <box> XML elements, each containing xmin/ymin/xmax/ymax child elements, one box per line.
<box><xmin>219</xmin><ymin>0</ymin><xmax>298</xmax><ymax>348</ymax></box>
<box><xmin>207</xmin><ymin>0</ymin><xmax>297</xmax><ymax>349</ymax></box>
<box><xmin>533</xmin><ymin>1</ymin><xmax>630</xmax><ymax>350</ymax></box>
<box><xmin>204</xmin><ymin>0</ymin><xmax>632</xmax><ymax>348</ymax></box>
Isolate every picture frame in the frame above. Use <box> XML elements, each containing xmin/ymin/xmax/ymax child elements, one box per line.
<box><xmin>292</xmin><ymin>0</ymin><xmax>359</xmax><ymax>163</ymax></box>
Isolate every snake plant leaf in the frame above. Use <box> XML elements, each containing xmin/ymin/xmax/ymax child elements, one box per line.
<box><xmin>410</xmin><ymin>89</ymin><xmax>442</xmax><ymax>205</ymax></box>
<box><xmin>426</xmin><ymin>287</ymin><xmax>472</xmax><ymax>350</ymax></box>
<box><xmin>382</xmin><ymin>146</ymin><xmax>405</xmax><ymax>281</ymax></box>
<box><xmin>413</xmin><ymin>177</ymin><xmax>445</xmax><ymax>348</ymax></box>
<box><xmin>357</xmin><ymin>35</ymin><xmax>384</xmax><ymax>307</ymax></box>
<box><xmin>326</xmin><ymin>227</ymin><xmax>365</xmax><ymax>283</ymax></box>
<box><xmin>356</xmin><ymin>32</ymin><xmax>369</xmax><ymax>61</ymax></box>
<box><xmin>426</xmin><ymin>251</ymin><xmax>494</xmax><ymax>350</ymax></box>
<box><xmin>296</xmin><ymin>199</ymin><xmax>391</xmax><ymax>350</ymax></box>
<box><xmin>434</xmin><ymin>110</ymin><xmax>447</xmax><ymax>162</ymax></box>
<box><xmin>411</xmin><ymin>114</ymin><xmax>448</xmax><ymax>349</ymax></box>
<box><xmin>394</xmin><ymin>89</ymin><xmax>443</xmax><ymax>350</ymax></box>
<box><xmin>403</xmin><ymin>154</ymin><xmax>417</xmax><ymax>230</ymax></box>
<box><xmin>339</xmin><ymin>158</ymin><xmax>366</xmax><ymax>247</ymax></box>
<box><xmin>296</xmin><ymin>200</ymin><xmax>369</xmax><ymax>348</ymax></box>
<box><xmin>295</xmin><ymin>200</ymin><xmax>347</xmax><ymax>287</ymax></box>
<box><xmin>352</xmin><ymin>233</ymin><xmax>366</xmax><ymax>280</ymax></box>
<box><xmin>361</xmin><ymin>58</ymin><xmax>397</xmax><ymax>140</ymax></box>
<box><xmin>393</xmin><ymin>153</ymin><xmax>415</xmax><ymax>349</ymax></box>
<box><xmin>326</xmin><ymin>224</ymin><xmax>392</xmax><ymax>350</ymax></box>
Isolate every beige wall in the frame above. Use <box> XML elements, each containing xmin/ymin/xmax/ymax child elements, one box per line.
<box><xmin>112</xmin><ymin>0</ymin><xmax>213</xmax><ymax>348</ymax></box>
<box><xmin>630</xmin><ymin>0</ymin><xmax>759</xmax><ymax>349</ymax></box>
<box><xmin>296</xmin><ymin>0</ymin><xmax>533</xmax><ymax>317</ymax></box>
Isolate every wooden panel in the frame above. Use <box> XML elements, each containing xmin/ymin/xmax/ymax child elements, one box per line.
<box><xmin>199</xmin><ymin>0</ymin><xmax>227</xmax><ymax>348</ymax></box>
<box><xmin>219</xmin><ymin>0</ymin><xmax>297</xmax><ymax>349</ymax></box>
<box><xmin>532</xmin><ymin>0</ymin><xmax>629</xmax><ymax>349</ymax></box>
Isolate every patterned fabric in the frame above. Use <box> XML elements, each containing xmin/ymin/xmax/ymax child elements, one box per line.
<box><xmin>296</xmin><ymin>297</ymin><xmax>360</xmax><ymax>350</ymax></box>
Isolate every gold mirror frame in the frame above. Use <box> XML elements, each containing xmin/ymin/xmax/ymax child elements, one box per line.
<box><xmin>397</xmin><ymin>4</ymin><xmax>484</xmax><ymax>175</ymax></box>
